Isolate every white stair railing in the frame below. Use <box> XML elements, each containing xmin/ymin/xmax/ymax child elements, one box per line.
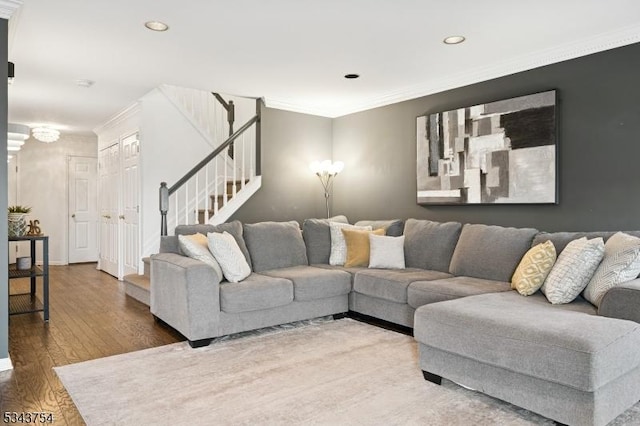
<box><xmin>159</xmin><ymin>104</ymin><xmax>261</xmax><ymax>236</ymax></box>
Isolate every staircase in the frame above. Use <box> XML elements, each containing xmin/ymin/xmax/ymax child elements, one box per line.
<box><xmin>124</xmin><ymin>86</ymin><xmax>262</xmax><ymax>307</ymax></box>
<box><xmin>124</xmin><ymin>257</ymin><xmax>151</xmax><ymax>306</ymax></box>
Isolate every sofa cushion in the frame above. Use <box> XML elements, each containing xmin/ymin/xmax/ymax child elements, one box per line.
<box><xmin>541</xmin><ymin>237</ymin><xmax>605</xmax><ymax>305</ymax></box>
<box><xmin>207</xmin><ymin>231</ymin><xmax>252</xmax><ymax>283</ymax></box>
<box><xmin>219</xmin><ymin>273</ymin><xmax>293</xmax><ymax>313</ymax></box>
<box><xmin>175</xmin><ymin>221</ymin><xmax>252</xmax><ymax>267</ymax></box>
<box><xmin>369</xmin><ymin>234</ymin><xmax>405</xmax><ymax>270</ymax></box>
<box><xmin>511</xmin><ymin>240</ymin><xmax>557</xmax><ymax>296</ymax></box>
<box><xmin>302</xmin><ymin>215</ymin><xmax>349</xmax><ymax>264</ymax></box>
<box><xmin>243</xmin><ymin>221</ymin><xmax>309</xmax><ymax>273</ymax></box>
<box><xmin>532</xmin><ymin>231</ymin><xmax>640</xmax><ymax>255</ymax></box>
<box><xmin>354</xmin><ymin>219</ymin><xmax>405</xmax><ymax>237</ymax></box>
<box><xmin>262</xmin><ymin>266</ymin><xmax>351</xmax><ymax>302</ymax></box>
<box><xmin>403</xmin><ymin>219</ymin><xmax>462</xmax><ymax>273</ymax></box>
<box><xmin>584</xmin><ymin>232</ymin><xmax>640</xmax><ymax>307</ymax></box>
<box><xmin>407</xmin><ymin>276</ymin><xmax>511</xmax><ymax>309</ymax></box>
<box><xmin>342</xmin><ymin>228</ymin><xmax>385</xmax><ymax>267</ymax></box>
<box><xmin>414</xmin><ymin>291</ymin><xmax>640</xmax><ymax>391</ymax></box>
<box><xmin>309</xmin><ymin>264</ymin><xmax>366</xmax><ymax>283</ymax></box>
<box><xmin>353</xmin><ymin>268</ymin><xmax>452</xmax><ymax>303</ymax></box>
<box><xmin>449</xmin><ymin>224</ymin><xmax>538</xmax><ymax>282</ymax></box>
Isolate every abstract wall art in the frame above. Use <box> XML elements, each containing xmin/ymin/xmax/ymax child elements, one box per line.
<box><xmin>416</xmin><ymin>90</ymin><xmax>557</xmax><ymax>205</ymax></box>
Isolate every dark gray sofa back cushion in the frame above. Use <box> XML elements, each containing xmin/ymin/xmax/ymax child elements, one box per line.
<box><xmin>533</xmin><ymin>231</ymin><xmax>640</xmax><ymax>255</ymax></box>
<box><xmin>302</xmin><ymin>215</ymin><xmax>349</xmax><ymax>264</ymax></box>
<box><xmin>403</xmin><ymin>219</ymin><xmax>462</xmax><ymax>272</ymax></box>
<box><xmin>244</xmin><ymin>221</ymin><xmax>309</xmax><ymax>272</ymax></box>
<box><xmin>174</xmin><ymin>221</ymin><xmax>252</xmax><ymax>267</ymax></box>
<box><xmin>450</xmin><ymin>223</ymin><xmax>538</xmax><ymax>282</ymax></box>
<box><xmin>354</xmin><ymin>219</ymin><xmax>405</xmax><ymax>237</ymax></box>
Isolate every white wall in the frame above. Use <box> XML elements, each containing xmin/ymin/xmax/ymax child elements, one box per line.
<box><xmin>15</xmin><ymin>134</ymin><xmax>98</xmax><ymax>264</ymax></box>
<box><xmin>139</xmin><ymin>88</ymin><xmax>217</xmax><ymax>257</ymax></box>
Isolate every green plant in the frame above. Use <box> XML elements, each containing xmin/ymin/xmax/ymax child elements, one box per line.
<box><xmin>8</xmin><ymin>205</ymin><xmax>31</xmax><ymax>214</ymax></box>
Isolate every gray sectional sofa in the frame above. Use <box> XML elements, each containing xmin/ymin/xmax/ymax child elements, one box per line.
<box><xmin>150</xmin><ymin>218</ymin><xmax>640</xmax><ymax>426</ymax></box>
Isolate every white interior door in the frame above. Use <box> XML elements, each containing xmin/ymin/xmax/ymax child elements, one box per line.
<box><xmin>121</xmin><ymin>133</ymin><xmax>140</xmax><ymax>276</ymax></box>
<box><xmin>68</xmin><ymin>156</ymin><xmax>99</xmax><ymax>263</ymax></box>
<box><xmin>98</xmin><ymin>143</ymin><xmax>120</xmax><ymax>278</ymax></box>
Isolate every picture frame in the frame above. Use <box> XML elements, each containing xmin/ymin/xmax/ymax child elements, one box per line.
<box><xmin>416</xmin><ymin>90</ymin><xmax>558</xmax><ymax>205</ymax></box>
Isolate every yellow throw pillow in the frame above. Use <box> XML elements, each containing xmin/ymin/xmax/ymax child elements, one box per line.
<box><xmin>342</xmin><ymin>228</ymin><xmax>385</xmax><ymax>267</ymax></box>
<box><xmin>511</xmin><ymin>240</ymin><xmax>557</xmax><ymax>296</ymax></box>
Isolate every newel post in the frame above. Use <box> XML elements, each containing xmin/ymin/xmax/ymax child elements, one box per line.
<box><xmin>159</xmin><ymin>182</ymin><xmax>169</xmax><ymax>236</ymax></box>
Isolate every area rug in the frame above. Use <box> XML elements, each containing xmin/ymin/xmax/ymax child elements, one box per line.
<box><xmin>55</xmin><ymin>318</ymin><xmax>640</xmax><ymax>425</ymax></box>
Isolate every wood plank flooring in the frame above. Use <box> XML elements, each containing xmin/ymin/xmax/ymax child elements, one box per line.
<box><xmin>0</xmin><ymin>263</ymin><xmax>183</xmax><ymax>425</ymax></box>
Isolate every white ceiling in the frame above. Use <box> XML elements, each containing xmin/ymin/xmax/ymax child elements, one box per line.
<box><xmin>6</xmin><ymin>0</ymin><xmax>640</xmax><ymax>135</ymax></box>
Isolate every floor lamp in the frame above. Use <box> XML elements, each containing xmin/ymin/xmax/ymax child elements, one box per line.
<box><xmin>310</xmin><ymin>160</ymin><xmax>344</xmax><ymax>218</ymax></box>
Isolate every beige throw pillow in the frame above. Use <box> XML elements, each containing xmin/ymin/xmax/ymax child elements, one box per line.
<box><xmin>207</xmin><ymin>231</ymin><xmax>252</xmax><ymax>283</ymax></box>
<box><xmin>177</xmin><ymin>233</ymin><xmax>223</xmax><ymax>283</ymax></box>
<box><xmin>583</xmin><ymin>232</ymin><xmax>640</xmax><ymax>307</ymax></box>
<box><xmin>342</xmin><ymin>228</ymin><xmax>385</xmax><ymax>268</ymax></box>
<box><xmin>541</xmin><ymin>237</ymin><xmax>605</xmax><ymax>305</ymax></box>
<box><xmin>329</xmin><ymin>222</ymin><xmax>372</xmax><ymax>266</ymax></box>
<box><xmin>511</xmin><ymin>240</ymin><xmax>556</xmax><ymax>296</ymax></box>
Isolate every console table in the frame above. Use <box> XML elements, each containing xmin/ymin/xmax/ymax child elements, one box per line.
<box><xmin>8</xmin><ymin>235</ymin><xmax>49</xmax><ymax>321</ymax></box>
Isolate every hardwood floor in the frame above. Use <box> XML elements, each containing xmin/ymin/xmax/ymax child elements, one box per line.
<box><xmin>0</xmin><ymin>263</ymin><xmax>183</xmax><ymax>425</ymax></box>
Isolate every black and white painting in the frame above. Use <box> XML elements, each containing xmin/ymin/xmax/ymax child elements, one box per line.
<box><xmin>416</xmin><ymin>90</ymin><xmax>557</xmax><ymax>205</ymax></box>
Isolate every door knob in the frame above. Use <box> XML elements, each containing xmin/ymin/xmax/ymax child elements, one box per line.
<box><xmin>71</xmin><ymin>214</ymin><xmax>76</xmax><ymax>218</ymax></box>
<box><xmin>103</xmin><ymin>214</ymin><xmax>111</xmax><ymax>219</ymax></box>
<box><xmin>119</xmin><ymin>215</ymin><xmax>125</xmax><ymax>220</ymax></box>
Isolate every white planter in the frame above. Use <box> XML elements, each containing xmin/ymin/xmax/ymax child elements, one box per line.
<box><xmin>8</xmin><ymin>213</ymin><xmax>27</xmax><ymax>237</ymax></box>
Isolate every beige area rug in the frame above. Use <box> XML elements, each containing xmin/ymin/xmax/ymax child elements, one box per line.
<box><xmin>55</xmin><ymin>318</ymin><xmax>640</xmax><ymax>426</ymax></box>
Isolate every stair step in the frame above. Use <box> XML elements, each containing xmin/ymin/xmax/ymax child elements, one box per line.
<box><xmin>142</xmin><ymin>257</ymin><xmax>151</xmax><ymax>278</ymax></box>
<box><xmin>123</xmin><ymin>274</ymin><xmax>150</xmax><ymax>306</ymax></box>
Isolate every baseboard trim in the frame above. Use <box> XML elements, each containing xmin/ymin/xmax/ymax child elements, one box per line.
<box><xmin>0</xmin><ymin>355</ymin><xmax>13</xmax><ymax>372</ymax></box>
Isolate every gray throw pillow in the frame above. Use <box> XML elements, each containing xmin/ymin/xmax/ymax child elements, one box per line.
<box><xmin>354</xmin><ymin>220</ymin><xmax>405</xmax><ymax>237</ymax></box>
<box><xmin>583</xmin><ymin>232</ymin><xmax>640</xmax><ymax>307</ymax></box>
<box><xmin>244</xmin><ymin>221</ymin><xmax>309</xmax><ymax>273</ymax></box>
<box><xmin>541</xmin><ymin>237</ymin><xmax>605</xmax><ymax>305</ymax></box>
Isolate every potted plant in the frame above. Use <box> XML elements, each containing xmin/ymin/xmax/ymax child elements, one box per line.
<box><xmin>8</xmin><ymin>205</ymin><xmax>31</xmax><ymax>237</ymax></box>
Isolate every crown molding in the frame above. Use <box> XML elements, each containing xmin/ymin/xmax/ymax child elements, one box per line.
<box><xmin>266</xmin><ymin>23</ymin><xmax>640</xmax><ymax>119</ymax></box>
<box><xmin>0</xmin><ymin>0</ymin><xmax>22</xmax><ymax>19</ymax></box>
<box><xmin>93</xmin><ymin>101</ymin><xmax>141</xmax><ymax>135</ymax></box>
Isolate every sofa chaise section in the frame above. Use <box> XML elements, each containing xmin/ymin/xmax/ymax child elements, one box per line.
<box><xmin>415</xmin><ymin>291</ymin><xmax>640</xmax><ymax>426</ymax></box>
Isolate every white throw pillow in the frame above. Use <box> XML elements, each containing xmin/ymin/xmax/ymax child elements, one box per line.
<box><xmin>541</xmin><ymin>237</ymin><xmax>605</xmax><ymax>305</ymax></box>
<box><xmin>329</xmin><ymin>222</ymin><xmax>372</xmax><ymax>266</ymax></box>
<box><xmin>177</xmin><ymin>233</ymin><xmax>223</xmax><ymax>283</ymax></box>
<box><xmin>369</xmin><ymin>234</ymin><xmax>405</xmax><ymax>269</ymax></box>
<box><xmin>583</xmin><ymin>232</ymin><xmax>640</xmax><ymax>307</ymax></box>
<box><xmin>207</xmin><ymin>231</ymin><xmax>252</xmax><ymax>283</ymax></box>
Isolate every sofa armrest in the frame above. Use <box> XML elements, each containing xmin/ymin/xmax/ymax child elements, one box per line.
<box><xmin>150</xmin><ymin>253</ymin><xmax>221</xmax><ymax>341</ymax></box>
<box><xmin>598</xmin><ymin>278</ymin><xmax>640</xmax><ymax>323</ymax></box>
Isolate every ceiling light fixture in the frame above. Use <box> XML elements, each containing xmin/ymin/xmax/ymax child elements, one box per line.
<box><xmin>344</xmin><ymin>74</ymin><xmax>360</xmax><ymax>79</ymax></box>
<box><xmin>443</xmin><ymin>35</ymin><xmax>466</xmax><ymax>45</ymax></box>
<box><xmin>7</xmin><ymin>123</ymin><xmax>30</xmax><ymax>153</ymax></box>
<box><xmin>145</xmin><ymin>21</ymin><xmax>169</xmax><ymax>32</ymax></box>
<box><xmin>32</xmin><ymin>127</ymin><xmax>60</xmax><ymax>143</ymax></box>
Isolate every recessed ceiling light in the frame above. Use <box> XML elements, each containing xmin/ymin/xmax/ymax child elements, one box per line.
<box><xmin>344</xmin><ymin>74</ymin><xmax>360</xmax><ymax>79</ymax></box>
<box><xmin>443</xmin><ymin>35</ymin><xmax>466</xmax><ymax>45</ymax></box>
<box><xmin>145</xmin><ymin>21</ymin><xmax>169</xmax><ymax>32</ymax></box>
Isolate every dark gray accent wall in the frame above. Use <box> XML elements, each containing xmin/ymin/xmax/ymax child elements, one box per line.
<box><xmin>231</xmin><ymin>106</ymin><xmax>334</xmax><ymax>224</ymax></box>
<box><xmin>332</xmin><ymin>42</ymin><xmax>640</xmax><ymax>232</ymax></box>
<box><xmin>1</xmin><ymin>18</ymin><xmax>9</xmax><ymax>361</ymax></box>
